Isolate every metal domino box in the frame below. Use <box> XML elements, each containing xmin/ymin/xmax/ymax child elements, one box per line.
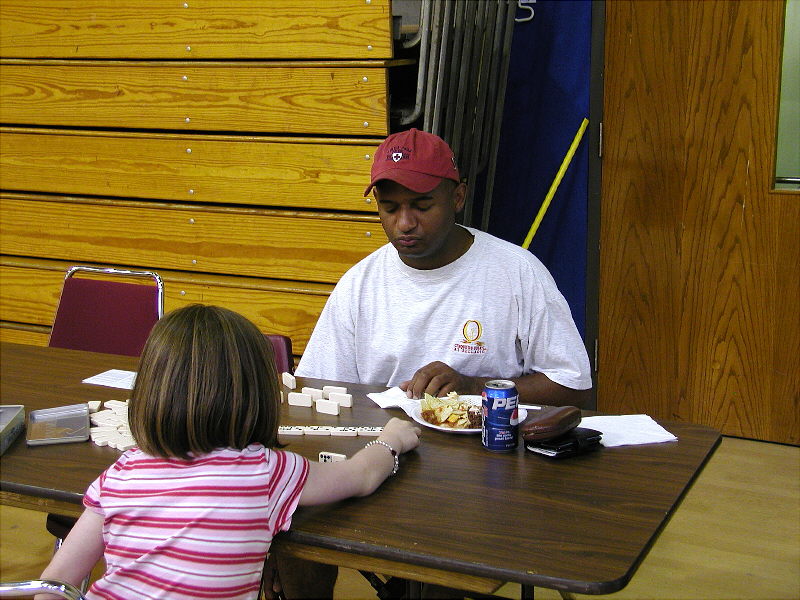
<box><xmin>0</xmin><ymin>405</ymin><xmax>25</xmax><ymax>455</ymax></box>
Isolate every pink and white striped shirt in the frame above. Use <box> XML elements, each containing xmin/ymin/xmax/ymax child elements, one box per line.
<box><xmin>83</xmin><ymin>445</ymin><xmax>309</xmax><ymax>600</ymax></box>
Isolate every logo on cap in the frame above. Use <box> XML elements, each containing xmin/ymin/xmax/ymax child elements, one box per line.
<box><xmin>387</xmin><ymin>145</ymin><xmax>411</xmax><ymax>164</ymax></box>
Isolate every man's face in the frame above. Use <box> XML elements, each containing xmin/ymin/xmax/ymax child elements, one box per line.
<box><xmin>374</xmin><ymin>179</ymin><xmax>467</xmax><ymax>270</ymax></box>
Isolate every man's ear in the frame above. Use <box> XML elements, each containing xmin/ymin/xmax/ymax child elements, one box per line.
<box><xmin>453</xmin><ymin>182</ymin><xmax>468</xmax><ymax>213</ymax></box>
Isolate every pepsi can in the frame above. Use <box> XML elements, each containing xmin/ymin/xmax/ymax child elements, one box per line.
<box><xmin>481</xmin><ymin>379</ymin><xmax>519</xmax><ymax>452</ymax></box>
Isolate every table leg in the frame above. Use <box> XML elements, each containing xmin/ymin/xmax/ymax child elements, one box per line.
<box><xmin>407</xmin><ymin>579</ymin><xmax>423</xmax><ymax>599</ymax></box>
<box><xmin>520</xmin><ymin>584</ymin><xmax>535</xmax><ymax>600</ymax></box>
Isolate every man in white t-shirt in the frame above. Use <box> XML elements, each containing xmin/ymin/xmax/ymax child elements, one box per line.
<box><xmin>296</xmin><ymin>128</ymin><xmax>592</xmax><ymax>407</ymax></box>
<box><xmin>277</xmin><ymin>128</ymin><xmax>592</xmax><ymax>600</ymax></box>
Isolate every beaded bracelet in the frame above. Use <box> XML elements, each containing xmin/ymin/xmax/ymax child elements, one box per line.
<box><xmin>364</xmin><ymin>440</ymin><xmax>399</xmax><ymax>475</ymax></box>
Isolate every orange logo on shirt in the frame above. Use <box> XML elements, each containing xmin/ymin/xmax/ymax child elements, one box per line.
<box><xmin>462</xmin><ymin>320</ymin><xmax>483</xmax><ymax>343</ymax></box>
<box><xmin>454</xmin><ymin>320</ymin><xmax>487</xmax><ymax>354</ymax></box>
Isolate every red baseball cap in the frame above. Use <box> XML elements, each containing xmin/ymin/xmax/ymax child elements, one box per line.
<box><xmin>364</xmin><ymin>128</ymin><xmax>460</xmax><ymax>196</ymax></box>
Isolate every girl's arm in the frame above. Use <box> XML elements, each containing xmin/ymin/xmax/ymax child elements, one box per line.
<box><xmin>299</xmin><ymin>417</ymin><xmax>421</xmax><ymax>506</ymax></box>
<box><xmin>34</xmin><ymin>509</ymin><xmax>105</xmax><ymax>600</ymax></box>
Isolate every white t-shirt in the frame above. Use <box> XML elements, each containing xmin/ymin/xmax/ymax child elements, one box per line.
<box><xmin>296</xmin><ymin>227</ymin><xmax>591</xmax><ymax>390</ymax></box>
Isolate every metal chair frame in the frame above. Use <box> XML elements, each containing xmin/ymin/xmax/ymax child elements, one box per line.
<box><xmin>49</xmin><ymin>265</ymin><xmax>164</xmax><ymax>356</ymax></box>
<box><xmin>0</xmin><ymin>580</ymin><xmax>86</xmax><ymax>599</ymax></box>
<box><xmin>58</xmin><ymin>265</ymin><xmax>164</xmax><ymax>313</ymax></box>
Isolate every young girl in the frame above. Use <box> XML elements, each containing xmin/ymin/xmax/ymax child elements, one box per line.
<box><xmin>37</xmin><ymin>304</ymin><xmax>421</xmax><ymax>600</ymax></box>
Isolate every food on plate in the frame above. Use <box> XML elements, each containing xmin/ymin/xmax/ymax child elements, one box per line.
<box><xmin>419</xmin><ymin>392</ymin><xmax>482</xmax><ymax>429</ymax></box>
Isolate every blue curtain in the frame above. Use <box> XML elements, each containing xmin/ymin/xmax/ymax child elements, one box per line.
<box><xmin>487</xmin><ymin>0</ymin><xmax>591</xmax><ymax>337</ymax></box>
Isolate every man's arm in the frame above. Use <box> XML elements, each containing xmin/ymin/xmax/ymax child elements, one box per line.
<box><xmin>400</xmin><ymin>361</ymin><xmax>590</xmax><ymax>408</ymax></box>
<box><xmin>294</xmin><ymin>280</ymin><xmax>359</xmax><ymax>382</ymax></box>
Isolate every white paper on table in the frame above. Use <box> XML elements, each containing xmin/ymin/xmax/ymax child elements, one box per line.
<box><xmin>579</xmin><ymin>414</ymin><xmax>677</xmax><ymax>447</ymax></box>
<box><xmin>82</xmin><ymin>369</ymin><xmax>137</xmax><ymax>390</ymax></box>
<box><xmin>366</xmin><ymin>386</ymin><xmax>419</xmax><ymax>417</ymax></box>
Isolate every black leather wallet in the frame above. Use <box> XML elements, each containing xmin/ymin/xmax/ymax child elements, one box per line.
<box><xmin>525</xmin><ymin>427</ymin><xmax>603</xmax><ymax>459</ymax></box>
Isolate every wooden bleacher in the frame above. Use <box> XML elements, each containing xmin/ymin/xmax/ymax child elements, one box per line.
<box><xmin>0</xmin><ymin>129</ymin><xmax>385</xmax><ymax>211</ymax></box>
<box><xmin>0</xmin><ymin>0</ymin><xmax>401</xmax><ymax>363</ymax></box>
<box><xmin>0</xmin><ymin>1</ymin><xmax>393</xmax><ymax>60</ymax></box>
<box><xmin>0</xmin><ymin>61</ymin><xmax>390</xmax><ymax>136</ymax></box>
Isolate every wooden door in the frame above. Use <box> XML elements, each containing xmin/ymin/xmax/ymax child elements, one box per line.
<box><xmin>599</xmin><ymin>0</ymin><xmax>799</xmax><ymax>444</ymax></box>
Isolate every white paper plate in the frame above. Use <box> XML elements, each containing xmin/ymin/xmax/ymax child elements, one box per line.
<box><xmin>410</xmin><ymin>395</ymin><xmax>527</xmax><ymax>434</ymax></box>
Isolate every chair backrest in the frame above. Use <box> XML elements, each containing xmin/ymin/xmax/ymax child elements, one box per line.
<box><xmin>49</xmin><ymin>266</ymin><xmax>164</xmax><ymax>357</ymax></box>
<box><xmin>266</xmin><ymin>334</ymin><xmax>294</xmax><ymax>374</ymax></box>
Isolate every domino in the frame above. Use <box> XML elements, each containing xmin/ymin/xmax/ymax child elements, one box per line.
<box><xmin>90</xmin><ymin>410</ymin><xmax>124</xmax><ymax>426</ymax></box>
<box><xmin>315</xmin><ymin>398</ymin><xmax>340</xmax><ymax>416</ymax></box>
<box><xmin>328</xmin><ymin>392</ymin><xmax>352</xmax><ymax>407</ymax></box>
<box><xmin>318</xmin><ymin>451</ymin><xmax>347</xmax><ymax>463</ymax></box>
<box><xmin>275</xmin><ymin>425</ymin><xmax>383</xmax><ymax>436</ymax></box>
<box><xmin>278</xmin><ymin>426</ymin><xmax>305</xmax><ymax>436</ymax></box>
<box><xmin>330</xmin><ymin>427</ymin><xmax>358</xmax><ymax>437</ymax></box>
<box><xmin>281</xmin><ymin>372</ymin><xmax>297</xmax><ymax>389</ymax></box>
<box><xmin>287</xmin><ymin>392</ymin><xmax>313</xmax><ymax>407</ymax></box>
<box><xmin>322</xmin><ymin>385</ymin><xmax>347</xmax><ymax>399</ymax></box>
<box><xmin>301</xmin><ymin>387</ymin><xmax>324</xmax><ymax>401</ymax></box>
<box><xmin>90</xmin><ymin>425</ymin><xmax>120</xmax><ymax>433</ymax></box>
<box><xmin>356</xmin><ymin>426</ymin><xmax>383</xmax><ymax>436</ymax></box>
<box><xmin>98</xmin><ymin>432</ymin><xmax>124</xmax><ymax>444</ymax></box>
<box><xmin>109</xmin><ymin>436</ymin><xmax>136</xmax><ymax>451</ymax></box>
<box><xmin>303</xmin><ymin>426</ymin><xmax>334</xmax><ymax>436</ymax></box>
<box><xmin>87</xmin><ymin>401</ymin><xmax>138</xmax><ymax>451</ymax></box>
<box><xmin>104</xmin><ymin>400</ymin><xmax>129</xmax><ymax>414</ymax></box>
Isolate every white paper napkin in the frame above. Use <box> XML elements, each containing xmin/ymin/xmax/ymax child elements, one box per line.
<box><xmin>367</xmin><ymin>386</ymin><xmax>408</xmax><ymax>408</ymax></box>
<box><xmin>579</xmin><ymin>414</ymin><xmax>677</xmax><ymax>447</ymax></box>
<box><xmin>366</xmin><ymin>386</ymin><xmax>421</xmax><ymax>417</ymax></box>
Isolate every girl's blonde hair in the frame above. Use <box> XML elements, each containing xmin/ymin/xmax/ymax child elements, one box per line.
<box><xmin>129</xmin><ymin>304</ymin><xmax>281</xmax><ymax>459</ymax></box>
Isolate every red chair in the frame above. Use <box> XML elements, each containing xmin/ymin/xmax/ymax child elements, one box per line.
<box><xmin>49</xmin><ymin>266</ymin><xmax>164</xmax><ymax>357</ymax></box>
<box><xmin>46</xmin><ymin>266</ymin><xmax>163</xmax><ymax>591</ymax></box>
<box><xmin>267</xmin><ymin>334</ymin><xmax>294</xmax><ymax>374</ymax></box>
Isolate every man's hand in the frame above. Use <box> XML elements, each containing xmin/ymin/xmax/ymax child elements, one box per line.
<box><xmin>400</xmin><ymin>364</ymin><xmax>591</xmax><ymax>408</ymax></box>
<box><xmin>400</xmin><ymin>361</ymin><xmax>483</xmax><ymax>399</ymax></box>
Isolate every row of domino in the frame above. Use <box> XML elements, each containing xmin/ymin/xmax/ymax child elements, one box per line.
<box><xmin>278</xmin><ymin>426</ymin><xmax>383</xmax><ymax>436</ymax></box>
<box><xmin>282</xmin><ymin>372</ymin><xmax>352</xmax><ymax>416</ymax></box>
<box><xmin>280</xmin><ymin>375</ymin><xmax>371</xmax><ymax>462</ymax></box>
<box><xmin>89</xmin><ymin>399</ymin><xmax>135</xmax><ymax>451</ymax></box>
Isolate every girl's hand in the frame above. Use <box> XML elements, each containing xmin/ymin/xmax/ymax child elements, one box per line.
<box><xmin>378</xmin><ymin>417</ymin><xmax>421</xmax><ymax>454</ymax></box>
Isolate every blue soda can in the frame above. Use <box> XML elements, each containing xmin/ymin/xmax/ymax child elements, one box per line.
<box><xmin>481</xmin><ymin>379</ymin><xmax>519</xmax><ymax>452</ymax></box>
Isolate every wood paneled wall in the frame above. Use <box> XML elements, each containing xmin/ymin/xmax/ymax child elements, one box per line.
<box><xmin>0</xmin><ymin>0</ymin><xmax>397</xmax><ymax>362</ymax></box>
<box><xmin>0</xmin><ymin>1</ymin><xmax>393</xmax><ymax>59</ymax></box>
<box><xmin>0</xmin><ymin>61</ymin><xmax>389</xmax><ymax>135</ymax></box>
<box><xmin>0</xmin><ymin>130</ymin><xmax>383</xmax><ymax>211</ymax></box>
<box><xmin>600</xmin><ymin>0</ymin><xmax>799</xmax><ymax>444</ymax></box>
